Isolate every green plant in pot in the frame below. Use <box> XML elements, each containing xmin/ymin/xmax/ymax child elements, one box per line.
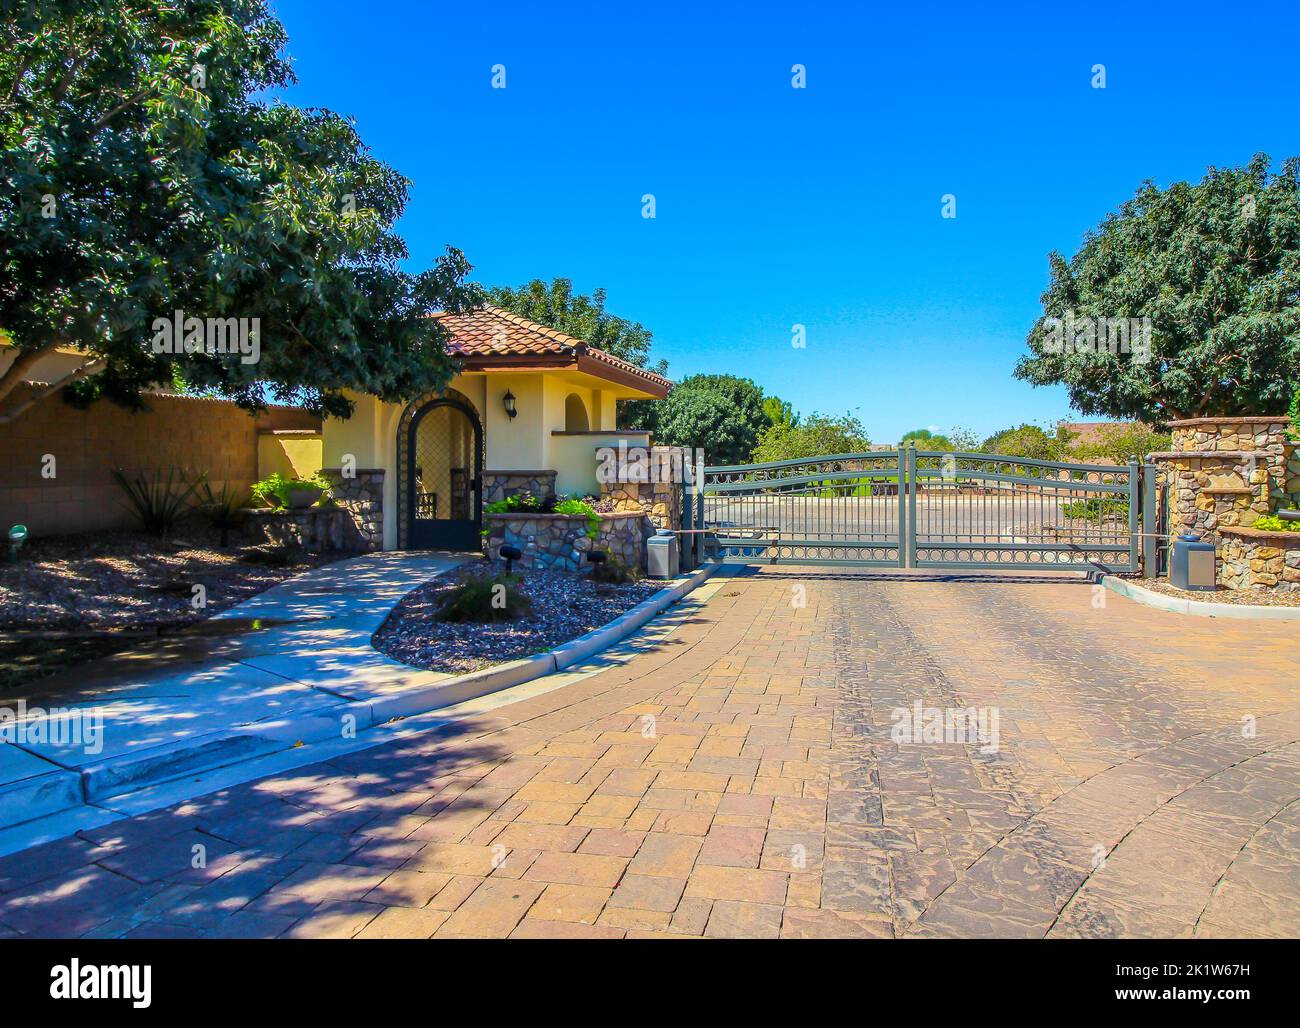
<box><xmin>251</xmin><ymin>471</ymin><xmax>332</xmax><ymax>509</ymax></box>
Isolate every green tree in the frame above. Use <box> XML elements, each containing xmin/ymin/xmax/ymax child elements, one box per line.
<box><xmin>752</xmin><ymin>412</ymin><xmax>871</xmax><ymax>463</ymax></box>
<box><xmin>762</xmin><ymin>395</ymin><xmax>798</xmax><ymax>430</ymax></box>
<box><xmin>646</xmin><ymin>374</ymin><xmax>773</xmax><ymax>463</ymax></box>
<box><xmin>901</xmin><ymin>428</ymin><xmax>954</xmax><ymax>450</ymax></box>
<box><xmin>1015</xmin><ymin>155</ymin><xmax>1300</xmax><ymax>422</ymax></box>
<box><xmin>651</xmin><ymin>388</ymin><xmax>751</xmax><ymax>465</ymax></box>
<box><xmin>0</xmin><ymin>0</ymin><xmax>479</xmax><ymax>425</ymax></box>
<box><xmin>981</xmin><ymin>424</ymin><xmax>1070</xmax><ymax>461</ymax></box>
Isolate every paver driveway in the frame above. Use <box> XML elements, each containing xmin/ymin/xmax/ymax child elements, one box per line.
<box><xmin>3</xmin><ymin>568</ymin><xmax>1298</xmax><ymax>939</ymax></box>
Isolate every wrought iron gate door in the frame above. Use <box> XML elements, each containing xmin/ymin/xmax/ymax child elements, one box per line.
<box><xmin>699</xmin><ymin>449</ymin><xmax>1140</xmax><ymax>572</ymax></box>
<box><xmin>905</xmin><ymin>450</ymin><xmax>1138</xmax><ymax>571</ymax></box>
<box><xmin>702</xmin><ymin>452</ymin><xmax>905</xmax><ymax>566</ymax></box>
<box><xmin>402</xmin><ymin>397</ymin><xmax>482</xmax><ymax>551</ymax></box>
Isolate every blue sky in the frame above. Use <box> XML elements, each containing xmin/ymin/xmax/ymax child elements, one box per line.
<box><xmin>269</xmin><ymin>0</ymin><xmax>1298</xmax><ymax>443</ymax></box>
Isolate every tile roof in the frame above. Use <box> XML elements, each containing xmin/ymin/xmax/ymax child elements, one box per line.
<box><xmin>434</xmin><ymin>305</ymin><xmax>671</xmax><ymax>395</ymax></box>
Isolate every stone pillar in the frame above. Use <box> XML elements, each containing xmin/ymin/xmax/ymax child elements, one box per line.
<box><xmin>1148</xmin><ymin>416</ymin><xmax>1296</xmax><ymax>586</ymax></box>
<box><xmin>598</xmin><ymin>445</ymin><xmax>686</xmax><ymax>532</ymax></box>
<box><xmin>321</xmin><ymin>467</ymin><xmax>384</xmax><ymax>551</ymax></box>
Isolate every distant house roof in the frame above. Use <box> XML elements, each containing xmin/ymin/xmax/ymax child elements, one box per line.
<box><xmin>434</xmin><ymin>305</ymin><xmax>671</xmax><ymax>398</ymax></box>
<box><xmin>1058</xmin><ymin>420</ymin><xmax>1148</xmax><ymax>445</ymax></box>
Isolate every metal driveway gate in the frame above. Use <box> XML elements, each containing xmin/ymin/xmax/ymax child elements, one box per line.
<box><xmin>696</xmin><ymin>448</ymin><xmax>1141</xmax><ymax>573</ymax></box>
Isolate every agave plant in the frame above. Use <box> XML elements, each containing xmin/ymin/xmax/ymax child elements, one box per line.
<box><xmin>195</xmin><ymin>478</ymin><xmax>250</xmax><ymax>547</ymax></box>
<box><xmin>110</xmin><ymin>467</ymin><xmax>202</xmax><ymax>536</ymax></box>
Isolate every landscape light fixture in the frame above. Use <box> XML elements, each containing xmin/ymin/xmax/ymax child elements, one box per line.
<box><xmin>502</xmin><ymin>390</ymin><xmax>517</xmax><ymax>419</ymax></box>
<box><xmin>499</xmin><ymin>543</ymin><xmax>522</xmax><ymax>575</ymax></box>
<box><xmin>7</xmin><ymin>524</ymin><xmax>28</xmax><ymax>562</ymax></box>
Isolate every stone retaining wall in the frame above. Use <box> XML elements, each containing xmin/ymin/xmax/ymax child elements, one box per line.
<box><xmin>1218</xmin><ymin>525</ymin><xmax>1300</xmax><ymax>592</ymax></box>
<box><xmin>242</xmin><ymin>507</ymin><xmax>348</xmax><ymax>553</ymax></box>
<box><xmin>485</xmin><ymin>511</ymin><xmax>648</xmax><ymax>571</ymax></box>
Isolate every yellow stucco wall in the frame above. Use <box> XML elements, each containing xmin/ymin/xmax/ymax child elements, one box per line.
<box><xmin>257</xmin><ymin>432</ymin><xmax>323</xmax><ymax>480</ymax></box>
<box><xmin>320</xmin><ymin>371</ymin><xmax>654</xmax><ymax>550</ymax></box>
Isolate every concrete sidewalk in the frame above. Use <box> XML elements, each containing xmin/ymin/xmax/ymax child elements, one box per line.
<box><xmin>0</xmin><ymin>552</ymin><xmax>473</xmax><ymax>834</ymax></box>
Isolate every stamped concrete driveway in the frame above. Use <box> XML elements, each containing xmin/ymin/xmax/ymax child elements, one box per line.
<box><xmin>2</xmin><ymin>568</ymin><xmax>1298</xmax><ymax>939</ymax></box>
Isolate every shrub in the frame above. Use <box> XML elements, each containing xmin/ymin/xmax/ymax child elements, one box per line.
<box><xmin>554</xmin><ymin>498</ymin><xmax>601</xmax><ymax>539</ymax></box>
<box><xmin>484</xmin><ymin>494</ymin><xmax>602</xmax><ymax>539</ymax></box>
<box><xmin>485</xmin><ymin>491</ymin><xmax>550</xmax><ymax>515</ymax></box>
<box><xmin>436</xmin><ymin>573</ymin><xmax>533</xmax><ymax>622</ymax></box>
<box><xmin>591</xmin><ymin>555</ymin><xmax>641</xmax><ymax>584</ymax></box>
<box><xmin>111</xmin><ymin>467</ymin><xmax>202</xmax><ymax>535</ymax></box>
<box><xmin>239</xmin><ymin>543</ymin><xmax>292</xmax><ymax>565</ymax></box>
<box><xmin>1059</xmin><ymin>497</ymin><xmax>1130</xmax><ymax>520</ymax></box>
<box><xmin>1253</xmin><ymin>514</ymin><xmax>1300</xmax><ymax>532</ymax></box>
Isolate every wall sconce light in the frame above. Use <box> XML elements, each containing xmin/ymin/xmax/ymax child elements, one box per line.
<box><xmin>503</xmin><ymin>390</ymin><xmax>517</xmax><ymax>419</ymax></box>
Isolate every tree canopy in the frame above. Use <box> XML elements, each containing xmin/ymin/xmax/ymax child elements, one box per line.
<box><xmin>901</xmin><ymin>428</ymin><xmax>954</xmax><ymax>450</ymax></box>
<box><xmin>1015</xmin><ymin>154</ymin><xmax>1300</xmax><ymax>423</ymax></box>
<box><xmin>651</xmin><ymin>388</ymin><xmax>752</xmax><ymax>466</ymax></box>
<box><xmin>0</xmin><ymin>0</ymin><xmax>479</xmax><ymax>424</ymax></box>
<box><xmin>980</xmin><ymin>424</ymin><xmax>1072</xmax><ymax>461</ymax></box>
<box><xmin>647</xmin><ymin>374</ymin><xmax>788</xmax><ymax>464</ymax></box>
<box><xmin>752</xmin><ymin>412</ymin><xmax>871</xmax><ymax>463</ymax></box>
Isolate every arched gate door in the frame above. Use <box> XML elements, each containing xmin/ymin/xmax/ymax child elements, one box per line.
<box><xmin>399</xmin><ymin>395</ymin><xmax>482</xmax><ymax>551</ymax></box>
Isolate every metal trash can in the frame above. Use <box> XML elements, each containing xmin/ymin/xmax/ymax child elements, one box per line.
<box><xmin>646</xmin><ymin>529</ymin><xmax>680</xmax><ymax>579</ymax></box>
<box><xmin>1169</xmin><ymin>532</ymin><xmax>1216</xmax><ymax>591</ymax></box>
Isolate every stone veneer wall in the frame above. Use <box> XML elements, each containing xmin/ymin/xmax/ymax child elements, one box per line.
<box><xmin>1149</xmin><ymin>416</ymin><xmax>1298</xmax><ymax>590</ymax></box>
<box><xmin>320</xmin><ymin>468</ymin><xmax>384</xmax><ymax>552</ymax></box>
<box><xmin>1217</xmin><ymin>526</ymin><xmax>1300</xmax><ymax>592</ymax></box>
<box><xmin>482</xmin><ymin>470</ymin><xmax>557</xmax><ymax>505</ymax></box>
<box><xmin>486</xmin><ymin>511</ymin><xmax>648</xmax><ymax>571</ymax></box>
<box><xmin>1150</xmin><ymin>417</ymin><xmax>1297</xmax><ymax>547</ymax></box>
<box><xmin>598</xmin><ymin>445</ymin><xmax>687</xmax><ymax>531</ymax></box>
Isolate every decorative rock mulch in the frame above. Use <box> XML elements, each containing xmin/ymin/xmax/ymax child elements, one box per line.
<box><xmin>1138</xmin><ymin>579</ymin><xmax>1300</xmax><ymax>607</ymax></box>
<box><xmin>0</xmin><ymin>528</ymin><xmax>335</xmax><ymax>632</ymax></box>
<box><xmin>372</xmin><ymin>559</ymin><xmax>660</xmax><ymax>674</ymax></box>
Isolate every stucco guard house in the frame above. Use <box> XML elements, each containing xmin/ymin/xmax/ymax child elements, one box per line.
<box><xmin>321</xmin><ymin>306</ymin><xmax>672</xmax><ymax>552</ymax></box>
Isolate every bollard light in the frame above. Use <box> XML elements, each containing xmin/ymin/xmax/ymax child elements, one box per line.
<box><xmin>7</xmin><ymin>524</ymin><xmax>27</xmax><ymax>562</ymax></box>
<box><xmin>499</xmin><ymin>543</ymin><xmax>522</xmax><ymax>576</ymax></box>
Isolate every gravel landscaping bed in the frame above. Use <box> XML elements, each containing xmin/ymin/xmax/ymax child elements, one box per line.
<box><xmin>1137</xmin><ymin>579</ymin><xmax>1300</xmax><ymax>607</ymax></box>
<box><xmin>0</xmin><ymin>529</ymin><xmax>336</xmax><ymax>689</ymax></box>
<box><xmin>373</xmin><ymin>559</ymin><xmax>661</xmax><ymax>674</ymax></box>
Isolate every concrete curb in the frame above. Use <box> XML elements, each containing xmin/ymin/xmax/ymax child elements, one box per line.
<box><xmin>551</xmin><ymin>561</ymin><xmax>721</xmax><ymax>669</ymax></box>
<box><xmin>1100</xmin><ymin>574</ymin><xmax>1300</xmax><ymax>620</ymax></box>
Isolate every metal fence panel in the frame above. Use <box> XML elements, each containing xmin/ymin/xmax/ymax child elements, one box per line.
<box><xmin>702</xmin><ymin>449</ymin><xmax>1141</xmax><ymax>573</ymax></box>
